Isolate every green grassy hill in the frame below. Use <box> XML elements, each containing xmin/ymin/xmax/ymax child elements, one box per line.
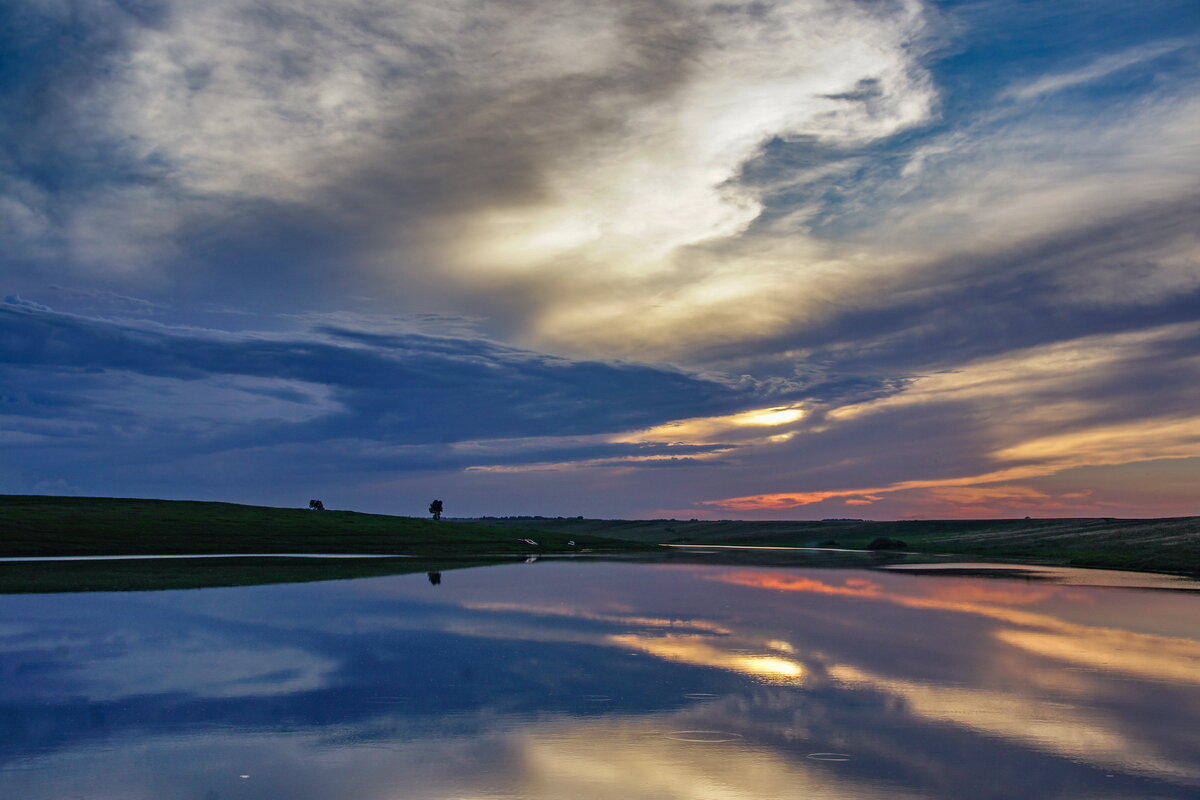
<box><xmin>4</xmin><ymin>496</ymin><xmax>1197</xmax><ymax>583</ymax></box>
<box><xmin>0</xmin><ymin>495</ymin><xmax>643</xmax><ymax>558</ymax></box>
<box><xmin>471</xmin><ymin>515</ymin><xmax>1200</xmax><ymax>574</ymax></box>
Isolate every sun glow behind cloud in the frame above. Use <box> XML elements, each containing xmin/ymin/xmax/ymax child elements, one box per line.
<box><xmin>702</xmin><ymin>322</ymin><xmax>1200</xmax><ymax>515</ymax></box>
<box><xmin>42</xmin><ymin>0</ymin><xmax>942</xmax><ymax>359</ymax></box>
<box><xmin>615</xmin><ymin>406</ymin><xmax>806</xmax><ymax>445</ymax></box>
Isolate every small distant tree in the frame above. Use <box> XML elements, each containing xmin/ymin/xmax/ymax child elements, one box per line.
<box><xmin>429</xmin><ymin>499</ymin><xmax>443</xmax><ymax>521</ymax></box>
<box><xmin>308</xmin><ymin>499</ymin><xmax>325</xmax><ymax>511</ymax></box>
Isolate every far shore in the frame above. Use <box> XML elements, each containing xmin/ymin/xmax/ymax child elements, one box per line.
<box><xmin>2</xmin><ymin>496</ymin><xmax>1197</xmax><ymax>589</ymax></box>
<box><xmin>470</xmin><ymin>514</ymin><xmax>1200</xmax><ymax>576</ymax></box>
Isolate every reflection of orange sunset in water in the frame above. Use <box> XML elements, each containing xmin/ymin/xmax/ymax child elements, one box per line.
<box><xmin>922</xmin><ymin>581</ymin><xmax>1064</xmax><ymax>606</ymax></box>
<box><xmin>440</xmin><ymin>566</ymin><xmax>1200</xmax><ymax>789</ymax></box>
<box><xmin>609</xmin><ymin>634</ymin><xmax>806</xmax><ymax>683</ymax></box>
<box><xmin>3</xmin><ymin>557</ymin><xmax>1198</xmax><ymax>799</ymax></box>
<box><xmin>717</xmin><ymin>572</ymin><xmax>884</xmax><ymax>597</ymax></box>
<box><xmin>713</xmin><ymin>569</ymin><xmax>1200</xmax><ymax>686</ymax></box>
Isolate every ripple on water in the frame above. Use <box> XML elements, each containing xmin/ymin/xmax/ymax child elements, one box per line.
<box><xmin>682</xmin><ymin>692</ymin><xmax>719</xmax><ymax>701</ymax></box>
<box><xmin>807</xmin><ymin>752</ymin><xmax>853</xmax><ymax>762</ymax></box>
<box><xmin>664</xmin><ymin>730</ymin><xmax>744</xmax><ymax>743</ymax></box>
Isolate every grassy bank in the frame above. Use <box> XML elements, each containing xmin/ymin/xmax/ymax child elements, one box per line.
<box><xmin>0</xmin><ymin>495</ymin><xmax>645</xmax><ymax>558</ymax></box>
<box><xmin>5</xmin><ymin>497</ymin><xmax>1197</xmax><ymax>587</ymax></box>
<box><xmin>471</xmin><ymin>515</ymin><xmax>1200</xmax><ymax>575</ymax></box>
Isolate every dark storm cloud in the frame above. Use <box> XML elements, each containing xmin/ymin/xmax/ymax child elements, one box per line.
<box><xmin>0</xmin><ymin>300</ymin><xmax>756</xmax><ymax>432</ymax></box>
<box><xmin>0</xmin><ymin>298</ymin><xmax>773</xmax><ymax>493</ymax></box>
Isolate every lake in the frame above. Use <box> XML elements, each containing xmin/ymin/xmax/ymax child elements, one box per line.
<box><xmin>1</xmin><ymin>555</ymin><xmax>1198</xmax><ymax>799</ymax></box>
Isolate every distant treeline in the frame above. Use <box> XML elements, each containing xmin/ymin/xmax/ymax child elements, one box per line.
<box><xmin>472</xmin><ymin>515</ymin><xmax>589</xmax><ymax>521</ymax></box>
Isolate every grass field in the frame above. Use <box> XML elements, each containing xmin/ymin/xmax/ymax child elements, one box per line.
<box><xmin>3</xmin><ymin>497</ymin><xmax>1197</xmax><ymax>594</ymax></box>
<box><xmin>0</xmin><ymin>495</ymin><xmax>645</xmax><ymax>558</ymax></box>
<box><xmin>472</xmin><ymin>515</ymin><xmax>1200</xmax><ymax>575</ymax></box>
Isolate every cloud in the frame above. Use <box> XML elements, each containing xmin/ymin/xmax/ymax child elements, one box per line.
<box><xmin>1</xmin><ymin>294</ymin><xmax>51</xmax><ymax>312</ymax></box>
<box><xmin>1</xmin><ymin>1</ymin><xmax>1197</xmax><ymax>517</ymax></box>
<box><xmin>700</xmin><ymin>321</ymin><xmax>1200</xmax><ymax>513</ymax></box>
<box><xmin>4</xmin><ymin>1</ymin><xmax>1193</xmax><ymax>362</ymax></box>
<box><xmin>911</xmin><ymin>485</ymin><xmax>1098</xmax><ymax>517</ymax></box>
<box><xmin>0</xmin><ymin>298</ymin><xmax>793</xmax><ymax>498</ymax></box>
<box><xmin>1001</xmin><ymin>40</ymin><xmax>1189</xmax><ymax>101</ymax></box>
<box><xmin>0</xmin><ymin>0</ymin><xmax>940</xmax><ymax>336</ymax></box>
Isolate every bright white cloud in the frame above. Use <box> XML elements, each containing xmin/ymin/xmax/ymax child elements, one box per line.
<box><xmin>73</xmin><ymin>0</ymin><xmax>939</xmax><ymax>345</ymax></box>
<box><xmin>1001</xmin><ymin>40</ymin><xmax>1188</xmax><ymax>101</ymax></box>
<box><xmin>863</xmin><ymin>94</ymin><xmax>1200</xmax><ymax>291</ymax></box>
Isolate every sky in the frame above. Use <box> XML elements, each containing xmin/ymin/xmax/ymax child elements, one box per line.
<box><xmin>2</xmin><ymin>0</ymin><xmax>1198</xmax><ymax>520</ymax></box>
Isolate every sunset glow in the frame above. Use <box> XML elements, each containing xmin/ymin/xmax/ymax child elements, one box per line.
<box><xmin>1</xmin><ymin>0</ymin><xmax>1196</xmax><ymax>518</ymax></box>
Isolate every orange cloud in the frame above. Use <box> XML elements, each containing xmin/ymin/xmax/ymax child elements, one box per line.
<box><xmin>702</xmin><ymin>478</ymin><xmax>1108</xmax><ymax>514</ymax></box>
<box><xmin>698</xmin><ymin>471</ymin><xmax>1053</xmax><ymax>510</ymax></box>
<box><xmin>912</xmin><ymin>485</ymin><xmax>1107</xmax><ymax>518</ymax></box>
<box><xmin>707</xmin><ymin>491</ymin><xmax>854</xmax><ymax>510</ymax></box>
<box><xmin>926</xmin><ymin>485</ymin><xmax>1049</xmax><ymax>504</ymax></box>
<box><xmin>701</xmin><ymin>325</ymin><xmax>1200</xmax><ymax>515</ymax></box>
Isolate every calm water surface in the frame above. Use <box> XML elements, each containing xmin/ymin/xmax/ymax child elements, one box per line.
<box><xmin>1</xmin><ymin>558</ymin><xmax>1198</xmax><ymax>799</ymax></box>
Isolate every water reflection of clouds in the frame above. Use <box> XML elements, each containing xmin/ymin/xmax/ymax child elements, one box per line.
<box><xmin>713</xmin><ymin>569</ymin><xmax>1200</xmax><ymax>686</ymax></box>
<box><xmin>461</xmin><ymin>602</ymin><xmax>734</xmax><ymax>634</ymax></box>
<box><xmin>995</xmin><ymin>628</ymin><xmax>1200</xmax><ymax>686</ymax></box>
<box><xmin>0</xmin><ymin>599</ymin><xmax>338</xmax><ymax>703</ymax></box>
<box><xmin>405</xmin><ymin>598</ymin><xmax>811</xmax><ymax>685</ymax></box>
<box><xmin>829</xmin><ymin>663</ymin><xmax>1200</xmax><ymax>782</ymax></box>
<box><xmin>2</xmin><ymin>564</ymin><xmax>1199</xmax><ymax>798</ymax></box>
<box><xmin>502</xmin><ymin>717</ymin><xmax>919</xmax><ymax>800</ymax></box>
<box><xmin>705</xmin><ymin>567</ymin><xmax>1200</xmax><ymax>786</ymax></box>
<box><xmin>923</xmin><ymin>581</ymin><xmax>1072</xmax><ymax>606</ymax></box>
<box><xmin>70</xmin><ymin>638</ymin><xmax>335</xmax><ymax>700</ymax></box>
<box><xmin>609</xmin><ymin>634</ymin><xmax>806</xmax><ymax>683</ymax></box>
<box><xmin>377</xmin><ymin>565</ymin><xmax>1200</xmax><ymax>786</ymax></box>
<box><xmin>0</xmin><ymin>712</ymin><xmax>922</xmax><ymax>800</ymax></box>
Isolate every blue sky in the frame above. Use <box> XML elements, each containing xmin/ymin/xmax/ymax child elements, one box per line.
<box><xmin>2</xmin><ymin>0</ymin><xmax>1198</xmax><ymax>518</ymax></box>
